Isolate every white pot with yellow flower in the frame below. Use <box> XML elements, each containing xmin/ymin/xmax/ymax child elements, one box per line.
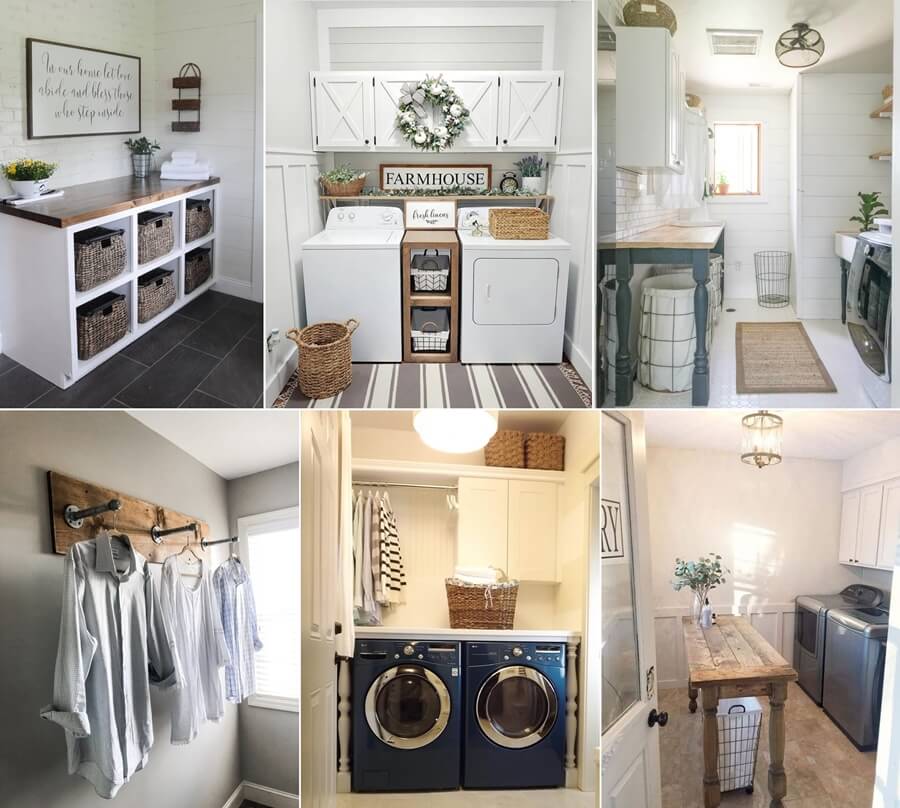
<box><xmin>3</xmin><ymin>158</ymin><xmax>58</xmax><ymax>199</ymax></box>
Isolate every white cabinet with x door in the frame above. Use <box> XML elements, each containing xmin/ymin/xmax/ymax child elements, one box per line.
<box><xmin>311</xmin><ymin>73</ymin><xmax>373</xmax><ymax>150</ymax></box>
<box><xmin>498</xmin><ymin>71</ymin><xmax>562</xmax><ymax>151</ymax></box>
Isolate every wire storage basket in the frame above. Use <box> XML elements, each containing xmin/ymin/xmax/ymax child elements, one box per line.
<box><xmin>410</xmin><ymin>249</ymin><xmax>450</xmax><ymax>292</ymax></box>
<box><xmin>754</xmin><ymin>251</ymin><xmax>791</xmax><ymax>308</ymax></box>
<box><xmin>410</xmin><ymin>307</ymin><xmax>450</xmax><ymax>353</ymax></box>
<box><xmin>446</xmin><ymin>576</ymin><xmax>519</xmax><ymax>630</ymax></box>
<box><xmin>717</xmin><ymin>698</ymin><xmax>762</xmax><ymax>794</ymax></box>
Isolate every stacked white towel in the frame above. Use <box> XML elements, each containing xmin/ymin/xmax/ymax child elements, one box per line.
<box><xmin>160</xmin><ymin>150</ymin><xmax>211</xmax><ymax>180</ymax></box>
<box><xmin>453</xmin><ymin>566</ymin><xmax>501</xmax><ymax>585</ymax></box>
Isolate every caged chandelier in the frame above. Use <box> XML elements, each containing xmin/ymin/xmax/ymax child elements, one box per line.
<box><xmin>776</xmin><ymin>22</ymin><xmax>825</xmax><ymax>68</ymax></box>
<box><xmin>740</xmin><ymin>410</ymin><xmax>783</xmax><ymax>469</ymax></box>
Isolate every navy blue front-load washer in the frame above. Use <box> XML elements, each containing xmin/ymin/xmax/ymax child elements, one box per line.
<box><xmin>352</xmin><ymin>638</ymin><xmax>462</xmax><ymax>792</ymax></box>
<box><xmin>462</xmin><ymin>641</ymin><xmax>566</xmax><ymax>789</ymax></box>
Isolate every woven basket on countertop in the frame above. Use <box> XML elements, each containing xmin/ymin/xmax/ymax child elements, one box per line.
<box><xmin>623</xmin><ymin>0</ymin><xmax>677</xmax><ymax>34</ymax></box>
<box><xmin>186</xmin><ymin>198</ymin><xmax>213</xmax><ymax>243</ymax></box>
<box><xmin>77</xmin><ymin>292</ymin><xmax>128</xmax><ymax>359</ymax></box>
<box><xmin>484</xmin><ymin>429</ymin><xmax>525</xmax><ymax>468</ymax></box>
<box><xmin>137</xmin><ymin>210</ymin><xmax>174</xmax><ymax>264</ymax></box>
<box><xmin>73</xmin><ymin>226</ymin><xmax>127</xmax><ymax>292</ymax></box>
<box><xmin>320</xmin><ymin>176</ymin><xmax>366</xmax><ymax>197</ymax></box>
<box><xmin>287</xmin><ymin>319</ymin><xmax>359</xmax><ymax>399</ymax></box>
<box><xmin>137</xmin><ymin>268</ymin><xmax>176</xmax><ymax>323</ymax></box>
<box><xmin>526</xmin><ymin>432</ymin><xmax>565</xmax><ymax>471</ymax></box>
<box><xmin>446</xmin><ymin>576</ymin><xmax>519</xmax><ymax>630</ymax></box>
<box><xmin>488</xmin><ymin>207</ymin><xmax>550</xmax><ymax>240</ymax></box>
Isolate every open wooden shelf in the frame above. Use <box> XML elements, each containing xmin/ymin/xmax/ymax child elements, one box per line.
<box><xmin>319</xmin><ymin>194</ymin><xmax>552</xmax><ymax>202</ymax></box>
<box><xmin>870</xmin><ymin>150</ymin><xmax>892</xmax><ymax>161</ymax></box>
<box><xmin>870</xmin><ymin>98</ymin><xmax>893</xmax><ymax>119</ymax></box>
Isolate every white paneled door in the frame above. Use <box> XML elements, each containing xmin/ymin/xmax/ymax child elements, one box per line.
<box><xmin>499</xmin><ymin>71</ymin><xmax>562</xmax><ymax>150</ymax></box>
<box><xmin>446</xmin><ymin>72</ymin><xmax>500</xmax><ymax>149</ymax></box>
<box><xmin>601</xmin><ymin>412</ymin><xmax>663</xmax><ymax>808</ymax></box>
<box><xmin>312</xmin><ymin>72</ymin><xmax>372</xmax><ymax>150</ymax></box>
<box><xmin>301</xmin><ymin>412</ymin><xmax>340</xmax><ymax>808</ymax></box>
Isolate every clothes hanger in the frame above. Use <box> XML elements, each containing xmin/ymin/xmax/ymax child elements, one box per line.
<box><xmin>174</xmin><ymin>528</ymin><xmax>203</xmax><ymax>578</ymax></box>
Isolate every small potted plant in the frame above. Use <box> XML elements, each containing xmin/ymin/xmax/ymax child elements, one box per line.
<box><xmin>124</xmin><ymin>137</ymin><xmax>161</xmax><ymax>179</ymax></box>
<box><xmin>850</xmin><ymin>191</ymin><xmax>890</xmax><ymax>232</ymax></box>
<box><xmin>672</xmin><ymin>553</ymin><xmax>730</xmax><ymax>625</ymax></box>
<box><xmin>2</xmin><ymin>158</ymin><xmax>58</xmax><ymax>199</ymax></box>
<box><xmin>716</xmin><ymin>173</ymin><xmax>730</xmax><ymax>195</ymax></box>
<box><xmin>319</xmin><ymin>164</ymin><xmax>367</xmax><ymax>197</ymax></box>
<box><xmin>515</xmin><ymin>154</ymin><xmax>547</xmax><ymax>194</ymax></box>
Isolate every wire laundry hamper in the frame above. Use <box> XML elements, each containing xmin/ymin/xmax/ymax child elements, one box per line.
<box><xmin>717</xmin><ymin>698</ymin><xmax>762</xmax><ymax>794</ymax></box>
<box><xmin>754</xmin><ymin>251</ymin><xmax>791</xmax><ymax>308</ymax></box>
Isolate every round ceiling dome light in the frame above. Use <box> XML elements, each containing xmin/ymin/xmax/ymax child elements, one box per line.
<box><xmin>776</xmin><ymin>22</ymin><xmax>825</xmax><ymax>68</ymax></box>
<box><xmin>414</xmin><ymin>410</ymin><xmax>498</xmax><ymax>454</ymax></box>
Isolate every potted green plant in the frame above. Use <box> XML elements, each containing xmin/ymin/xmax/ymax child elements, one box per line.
<box><xmin>672</xmin><ymin>553</ymin><xmax>730</xmax><ymax>625</ymax></box>
<box><xmin>124</xmin><ymin>137</ymin><xmax>161</xmax><ymax>179</ymax></box>
<box><xmin>2</xmin><ymin>158</ymin><xmax>58</xmax><ymax>199</ymax></box>
<box><xmin>716</xmin><ymin>173</ymin><xmax>729</xmax><ymax>195</ymax></box>
<box><xmin>850</xmin><ymin>191</ymin><xmax>889</xmax><ymax>233</ymax></box>
<box><xmin>319</xmin><ymin>164</ymin><xmax>367</xmax><ymax>197</ymax></box>
<box><xmin>515</xmin><ymin>154</ymin><xmax>547</xmax><ymax>194</ymax></box>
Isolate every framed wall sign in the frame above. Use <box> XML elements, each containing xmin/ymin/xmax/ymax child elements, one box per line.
<box><xmin>381</xmin><ymin>164</ymin><xmax>492</xmax><ymax>192</ymax></box>
<box><xmin>26</xmin><ymin>38</ymin><xmax>141</xmax><ymax>139</ymax></box>
<box><xmin>404</xmin><ymin>199</ymin><xmax>457</xmax><ymax>230</ymax></box>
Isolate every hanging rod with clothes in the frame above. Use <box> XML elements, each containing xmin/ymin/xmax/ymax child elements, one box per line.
<box><xmin>353</xmin><ymin>480</ymin><xmax>458</xmax><ymax>491</ymax></box>
<box><xmin>64</xmin><ymin>498</ymin><xmax>121</xmax><ymax>529</ymax></box>
<box><xmin>200</xmin><ymin>535</ymin><xmax>239</xmax><ymax>548</ymax></box>
<box><xmin>151</xmin><ymin>522</ymin><xmax>198</xmax><ymax>543</ymax></box>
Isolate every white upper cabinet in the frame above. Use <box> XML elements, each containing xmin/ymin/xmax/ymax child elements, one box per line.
<box><xmin>457</xmin><ymin>477</ymin><xmax>509</xmax><ymax>571</ymax></box>
<box><xmin>498</xmin><ymin>71</ymin><xmax>562</xmax><ymax>151</ymax></box>
<box><xmin>855</xmin><ymin>484</ymin><xmax>885</xmax><ymax>567</ymax></box>
<box><xmin>507</xmin><ymin>480</ymin><xmax>558</xmax><ymax>583</ymax></box>
<box><xmin>839</xmin><ymin>482</ymin><xmax>896</xmax><ymax>571</ymax></box>
<box><xmin>372</xmin><ymin>73</ymin><xmax>418</xmax><ymax>150</ymax></box>
<box><xmin>445</xmin><ymin>73</ymin><xmax>500</xmax><ymax>149</ymax></box>
<box><xmin>878</xmin><ymin>478</ymin><xmax>900</xmax><ymax>569</ymax></box>
<box><xmin>838</xmin><ymin>490</ymin><xmax>861</xmax><ymax>564</ymax></box>
<box><xmin>311</xmin><ymin>72</ymin><xmax>372</xmax><ymax>151</ymax></box>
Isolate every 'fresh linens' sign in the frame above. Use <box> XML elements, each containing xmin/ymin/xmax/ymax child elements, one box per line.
<box><xmin>381</xmin><ymin>164</ymin><xmax>491</xmax><ymax>192</ymax></box>
<box><xmin>26</xmin><ymin>39</ymin><xmax>141</xmax><ymax>139</ymax></box>
<box><xmin>405</xmin><ymin>200</ymin><xmax>457</xmax><ymax>230</ymax></box>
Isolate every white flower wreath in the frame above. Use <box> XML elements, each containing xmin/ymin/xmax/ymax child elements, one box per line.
<box><xmin>396</xmin><ymin>75</ymin><xmax>470</xmax><ymax>152</ymax></box>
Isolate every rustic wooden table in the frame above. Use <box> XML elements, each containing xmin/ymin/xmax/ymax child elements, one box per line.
<box><xmin>682</xmin><ymin>616</ymin><xmax>798</xmax><ymax>808</ymax></box>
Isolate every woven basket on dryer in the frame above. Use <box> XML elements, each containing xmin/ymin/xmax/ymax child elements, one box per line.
<box><xmin>484</xmin><ymin>430</ymin><xmax>525</xmax><ymax>468</ymax></box>
<box><xmin>623</xmin><ymin>0</ymin><xmax>677</xmax><ymax>34</ymax></box>
<box><xmin>73</xmin><ymin>226</ymin><xmax>127</xmax><ymax>292</ymax></box>
<box><xmin>137</xmin><ymin>210</ymin><xmax>174</xmax><ymax>264</ymax></box>
<box><xmin>137</xmin><ymin>268</ymin><xmax>176</xmax><ymax>323</ymax></box>
<box><xmin>445</xmin><ymin>575</ymin><xmax>519</xmax><ymax>630</ymax></box>
<box><xmin>185</xmin><ymin>198</ymin><xmax>213</xmax><ymax>243</ymax></box>
<box><xmin>287</xmin><ymin>319</ymin><xmax>359</xmax><ymax>399</ymax></box>
<box><xmin>488</xmin><ymin>207</ymin><xmax>549</xmax><ymax>240</ymax></box>
<box><xmin>525</xmin><ymin>432</ymin><xmax>565</xmax><ymax>471</ymax></box>
<box><xmin>76</xmin><ymin>292</ymin><xmax>128</xmax><ymax>360</ymax></box>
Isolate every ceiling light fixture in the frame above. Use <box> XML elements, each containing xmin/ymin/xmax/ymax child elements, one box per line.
<box><xmin>740</xmin><ymin>410</ymin><xmax>783</xmax><ymax>469</ymax></box>
<box><xmin>414</xmin><ymin>410</ymin><xmax>498</xmax><ymax>454</ymax></box>
<box><xmin>776</xmin><ymin>22</ymin><xmax>825</xmax><ymax>68</ymax></box>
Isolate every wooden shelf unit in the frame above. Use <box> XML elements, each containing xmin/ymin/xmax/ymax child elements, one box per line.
<box><xmin>870</xmin><ymin>97</ymin><xmax>893</xmax><ymax>119</ymax></box>
<box><xmin>402</xmin><ymin>230</ymin><xmax>459</xmax><ymax>364</ymax></box>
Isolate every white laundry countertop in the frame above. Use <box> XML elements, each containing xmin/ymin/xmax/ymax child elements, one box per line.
<box><xmin>354</xmin><ymin>626</ymin><xmax>581</xmax><ymax>643</ymax></box>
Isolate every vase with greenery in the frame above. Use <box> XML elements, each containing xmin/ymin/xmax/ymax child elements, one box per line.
<box><xmin>850</xmin><ymin>191</ymin><xmax>889</xmax><ymax>233</ymax></box>
<box><xmin>124</xmin><ymin>137</ymin><xmax>161</xmax><ymax>179</ymax></box>
<box><xmin>319</xmin><ymin>164</ymin><xmax>367</xmax><ymax>197</ymax></box>
<box><xmin>515</xmin><ymin>154</ymin><xmax>547</xmax><ymax>194</ymax></box>
<box><xmin>671</xmin><ymin>553</ymin><xmax>730</xmax><ymax>625</ymax></box>
<box><xmin>2</xmin><ymin>157</ymin><xmax>58</xmax><ymax>199</ymax></box>
<box><xmin>716</xmin><ymin>173</ymin><xmax>729</xmax><ymax>195</ymax></box>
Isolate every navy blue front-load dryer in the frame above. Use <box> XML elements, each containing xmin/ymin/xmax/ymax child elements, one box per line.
<box><xmin>352</xmin><ymin>638</ymin><xmax>462</xmax><ymax>792</ymax></box>
<box><xmin>463</xmin><ymin>641</ymin><xmax>566</xmax><ymax>789</ymax></box>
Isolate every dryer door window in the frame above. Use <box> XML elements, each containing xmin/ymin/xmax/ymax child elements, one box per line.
<box><xmin>472</xmin><ymin>257</ymin><xmax>559</xmax><ymax>325</ymax></box>
<box><xmin>365</xmin><ymin>665</ymin><xmax>451</xmax><ymax>749</ymax></box>
<box><xmin>476</xmin><ymin>666</ymin><xmax>558</xmax><ymax>749</ymax></box>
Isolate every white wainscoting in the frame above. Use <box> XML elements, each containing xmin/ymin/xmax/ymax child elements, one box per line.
<box><xmin>264</xmin><ymin>148</ymin><xmax>325</xmax><ymax>404</ymax></box>
<box><xmin>548</xmin><ymin>151</ymin><xmax>594</xmax><ymax>389</ymax></box>
<box><xmin>654</xmin><ymin>602</ymin><xmax>796</xmax><ymax>690</ymax></box>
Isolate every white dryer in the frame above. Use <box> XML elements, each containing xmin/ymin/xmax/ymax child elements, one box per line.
<box><xmin>458</xmin><ymin>207</ymin><xmax>570</xmax><ymax>364</ymax></box>
<box><xmin>302</xmin><ymin>206</ymin><xmax>404</xmax><ymax>362</ymax></box>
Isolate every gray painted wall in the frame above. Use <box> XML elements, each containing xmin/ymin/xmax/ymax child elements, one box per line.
<box><xmin>0</xmin><ymin>412</ymin><xmax>240</xmax><ymax>808</ymax></box>
<box><xmin>227</xmin><ymin>462</ymin><xmax>300</xmax><ymax>795</ymax></box>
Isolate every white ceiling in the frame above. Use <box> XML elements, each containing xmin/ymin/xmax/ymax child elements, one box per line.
<box><xmin>663</xmin><ymin>0</ymin><xmax>893</xmax><ymax>92</ymax></box>
<box><xmin>127</xmin><ymin>412</ymin><xmax>299</xmax><ymax>480</ymax></box>
<box><xmin>644</xmin><ymin>410</ymin><xmax>900</xmax><ymax>461</ymax></box>
<box><xmin>350</xmin><ymin>410</ymin><xmax>571</xmax><ymax>433</ymax></box>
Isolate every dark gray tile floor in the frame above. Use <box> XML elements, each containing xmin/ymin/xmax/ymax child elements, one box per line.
<box><xmin>0</xmin><ymin>291</ymin><xmax>262</xmax><ymax>409</ymax></box>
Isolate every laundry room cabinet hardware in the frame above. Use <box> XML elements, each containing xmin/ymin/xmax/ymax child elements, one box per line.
<box><xmin>48</xmin><ymin>470</ymin><xmax>210</xmax><ymax>563</ymax></box>
<box><xmin>839</xmin><ymin>478</ymin><xmax>900</xmax><ymax>571</ymax></box>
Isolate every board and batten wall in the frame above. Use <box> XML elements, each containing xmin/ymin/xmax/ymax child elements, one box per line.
<box><xmin>795</xmin><ymin>73</ymin><xmax>892</xmax><ymax>319</ymax></box>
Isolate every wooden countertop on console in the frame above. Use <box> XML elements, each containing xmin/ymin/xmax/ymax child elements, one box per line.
<box><xmin>0</xmin><ymin>174</ymin><xmax>221</xmax><ymax>228</ymax></box>
<box><xmin>355</xmin><ymin>626</ymin><xmax>581</xmax><ymax>643</ymax></box>
<box><xmin>600</xmin><ymin>223</ymin><xmax>724</xmax><ymax>251</ymax></box>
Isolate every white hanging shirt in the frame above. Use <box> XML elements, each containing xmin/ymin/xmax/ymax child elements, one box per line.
<box><xmin>40</xmin><ymin>534</ymin><xmax>179</xmax><ymax>799</ymax></box>
<box><xmin>214</xmin><ymin>558</ymin><xmax>263</xmax><ymax>703</ymax></box>
<box><xmin>160</xmin><ymin>556</ymin><xmax>229</xmax><ymax>744</ymax></box>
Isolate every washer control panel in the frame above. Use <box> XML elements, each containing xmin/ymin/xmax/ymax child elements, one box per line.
<box><xmin>467</xmin><ymin>642</ymin><xmax>566</xmax><ymax>668</ymax></box>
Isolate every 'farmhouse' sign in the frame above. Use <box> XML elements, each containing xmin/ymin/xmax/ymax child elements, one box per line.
<box><xmin>26</xmin><ymin>38</ymin><xmax>141</xmax><ymax>139</ymax></box>
<box><xmin>405</xmin><ymin>200</ymin><xmax>457</xmax><ymax>230</ymax></box>
<box><xmin>601</xmin><ymin>498</ymin><xmax>625</xmax><ymax>560</ymax></box>
<box><xmin>381</xmin><ymin>164</ymin><xmax>491</xmax><ymax>192</ymax></box>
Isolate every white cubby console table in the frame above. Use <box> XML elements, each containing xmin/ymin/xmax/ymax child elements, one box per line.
<box><xmin>0</xmin><ymin>174</ymin><xmax>221</xmax><ymax>389</ymax></box>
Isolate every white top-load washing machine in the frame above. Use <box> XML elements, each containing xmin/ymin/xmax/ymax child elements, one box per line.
<box><xmin>302</xmin><ymin>206</ymin><xmax>404</xmax><ymax>362</ymax></box>
<box><xmin>457</xmin><ymin>207</ymin><xmax>570</xmax><ymax>364</ymax></box>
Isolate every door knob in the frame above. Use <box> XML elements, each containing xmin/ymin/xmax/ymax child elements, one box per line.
<box><xmin>648</xmin><ymin>709</ymin><xmax>669</xmax><ymax>728</ymax></box>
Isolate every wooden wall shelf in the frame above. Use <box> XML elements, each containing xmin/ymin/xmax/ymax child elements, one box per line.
<box><xmin>870</xmin><ymin>98</ymin><xmax>893</xmax><ymax>119</ymax></box>
<box><xmin>870</xmin><ymin>150</ymin><xmax>892</xmax><ymax>161</ymax></box>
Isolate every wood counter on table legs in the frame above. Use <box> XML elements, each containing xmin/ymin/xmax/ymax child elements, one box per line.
<box><xmin>702</xmin><ymin>686</ymin><xmax>721</xmax><ymax>808</ymax></box>
<box><xmin>768</xmin><ymin>681</ymin><xmax>788</xmax><ymax>808</ymax></box>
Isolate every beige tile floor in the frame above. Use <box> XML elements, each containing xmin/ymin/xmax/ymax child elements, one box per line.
<box><xmin>337</xmin><ymin>788</ymin><xmax>595</xmax><ymax>807</ymax></box>
<box><xmin>659</xmin><ymin>683</ymin><xmax>877</xmax><ymax>807</ymax></box>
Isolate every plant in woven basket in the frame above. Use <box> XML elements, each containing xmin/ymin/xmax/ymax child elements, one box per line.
<box><xmin>671</xmin><ymin>553</ymin><xmax>730</xmax><ymax>624</ymax></box>
<box><xmin>320</xmin><ymin>164</ymin><xmax>367</xmax><ymax>185</ymax></box>
<box><xmin>850</xmin><ymin>191</ymin><xmax>889</xmax><ymax>233</ymax></box>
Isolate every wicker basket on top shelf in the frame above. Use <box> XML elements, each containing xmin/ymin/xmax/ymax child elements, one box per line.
<box><xmin>484</xmin><ymin>429</ymin><xmax>525</xmax><ymax>468</ymax></box>
<box><xmin>446</xmin><ymin>577</ymin><xmax>519</xmax><ymax>630</ymax></box>
<box><xmin>623</xmin><ymin>0</ymin><xmax>677</xmax><ymax>34</ymax></box>
<box><xmin>525</xmin><ymin>432</ymin><xmax>565</xmax><ymax>471</ymax></box>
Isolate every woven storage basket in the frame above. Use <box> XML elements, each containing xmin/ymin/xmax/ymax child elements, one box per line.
<box><xmin>73</xmin><ymin>226</ymin><xmax>127</xmax><ymax>292</ymax></box>
<box><xmin>185</xmin><ymin>198</ymin><xmax>213</xmax><ymax>243</ymax></box>
<box><xmin>137</xmin><ymin>269</ymin><xmax>176</xmax><ymax>323</ymax></box>
<box><xmin>137</xmin><ymin>211</ymin><xmax>174</xmax><ymax>264</ymax></box>
<box><xmin>287</xmin><ymin>319</ymin><xmax>359</xmax><ymax>399</ymax></box>
<box><xmin>525</xmin><ymin>432</ymin><xmax>566</xmax><ymax>471</ymax></box>
<box><xmin>484</xmin><ymin>430</ymin><xmax>525</xmax><ymax>468</ymax></box>
<box><xmin>184</xmin><ymin>247</ymin><xmax>212</xmax><ymax>294</ymax></box>
<box><xmin>320</xmin><ymin>176</ymin><xmax>366</xmax><ymax>197</ymax></box>
<box><xmin>488</xmin><ymin>208</ymin><xmax>550</xmax><ymax>240</ymax></box>
<box><xmin>77</xmin><ymin>292</ymin><xmax>128</xmax><ymax>360</ymax></box>
<box><xmin>446</xmin><ymin>578</ymin><xmax>519</xmax><ymax>630</ymax></box>
<box><xmin>623</xmin><ymin>0</ymin><xmax>677</xmax><ymax>34</ymax></box>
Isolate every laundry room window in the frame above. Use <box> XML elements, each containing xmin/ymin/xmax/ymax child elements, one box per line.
<box><xmin>240</xmin><ymin>507</ymin><xmax>301</xmax><ymax>712</ymax></box>
<box><xmin>711</xmin><ymin>122</ymin><xmax>761</xmax><ymax>196</ymax></box>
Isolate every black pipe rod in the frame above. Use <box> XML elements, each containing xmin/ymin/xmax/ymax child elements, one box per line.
<box><xmin>201</xmin><ymin>536</ymin><xmax>238</xmax><ymax>548</ymax></box>
<box><xmin>150</xmin><ymin>522</ymin><xmax>198</xmax><ymax>542</ymax></box>
<box><xmin>67</xmin><ymin>499</ymin><xmax>122</xmax><ymax>522</ymax></box>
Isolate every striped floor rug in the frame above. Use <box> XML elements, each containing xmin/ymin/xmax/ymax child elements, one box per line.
<box><xmin>274</xmin><ymin>362</ymin><xmax>591</xmax><ymax>409</ymax></box>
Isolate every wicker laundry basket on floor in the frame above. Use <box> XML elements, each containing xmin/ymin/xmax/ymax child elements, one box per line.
<box><xmin>446</xmin><ymin>577</ymin><xmax>519</xmax><ymax>630</ymax></box>
<box><xmin>287</xmin><ymin>319</ymin><xmax>359</xmax><ymax>399</ymax></box>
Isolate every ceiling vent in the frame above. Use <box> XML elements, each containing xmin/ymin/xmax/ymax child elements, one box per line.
<box><xmin>707</xmin><ymin>29</ymin><xmax>764</xmax><ymax>56</ymax></box>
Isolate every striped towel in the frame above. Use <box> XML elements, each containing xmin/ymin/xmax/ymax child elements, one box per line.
<box><xmin>378</xmin><ymin>495</ymin><xmax>406</xmax><ymax>605</ymax></box>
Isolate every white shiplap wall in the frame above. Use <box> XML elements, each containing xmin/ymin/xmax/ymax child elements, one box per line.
<box><xmin>797</xmin><ymin>73</ymin><xmax>892</xmax><ymax>319</ymax></box>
